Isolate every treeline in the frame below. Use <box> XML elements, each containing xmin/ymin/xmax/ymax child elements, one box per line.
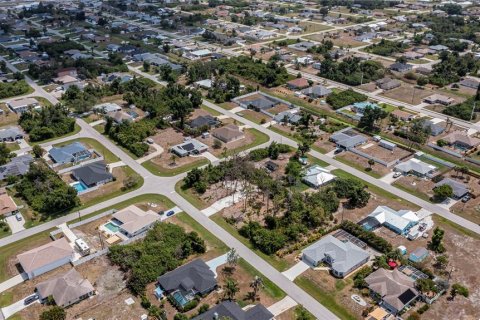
<box><xmin>326</xmin><ymin>89</ymin><xmax>367</xmax><ymax>109</ymax></box>
<box><xmin>104</xmin><ymin>118</ymin><xmax>156</xmax><ymax>157</ymax></box>
<box><xmin>428</xmin><ymin>52</ymin><xmax>480</xmax><ymax>87</ymax></box>
<box><xmin>319</xmin><ymin>57</ymin><xmax>385</xmax><ymax>86</ymax></box>
<box><xmin>108</xmin><ymin>223</ymin><xmax>206</xmax><ymax>295</ymax></box>
<box><xmin>365</xmin><ymin>39</ymin><xmax>409</xmax><ymax>56</ymax></box>
<box><xmin>188</xmin><ymin>56</ymin><xmax>290</xmax><ymax>88</ymax></box>
<box><xmin>0</xmin><ymin>80</ymin><xmax>31</xmax><ymax>99</ymax></box>
<box><xmin>16</xmin><ymin>162</ymin><xmax>79</xmax><ymax>214</ymax></box>
<box><xmin>37</xmin><ymin>40</ymin><xmax>84</xmax><ymax>58</ymax></box>
<box><xmin>19</xmin><ymin>105</ymin><xmax>76</xmax><ymax>142</ymax></box>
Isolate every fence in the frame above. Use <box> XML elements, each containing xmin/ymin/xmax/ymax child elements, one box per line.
<box><xmin>348</xmin><ymin>148</ymin><xmax>391</xmax><ymax>167</ymax></box>
<box><xmin>427</xmin><ymin>143</ymin><xmax>463</xmax><ymax>159</ymax></box>
<box><xmin>415</xmin><ymin>152</ymin><xmax>456</xmax><ymax>168</ymax></box>
<box><xmin>49</xmin><ymin>209</ymin><xmax>117</xmax><ymax>239</ymax></box>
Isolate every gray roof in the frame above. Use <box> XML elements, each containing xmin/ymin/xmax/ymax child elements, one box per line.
<box><xmin>157</xmin><ymin>259</ymin><xmax>217</xmax><ymax>294</ymax></box>
<box><xmin>390</xmin><ymin>62</ymin><xmax>413</xmax><ymax>72</ymax></box>
<box><xmin>171</xmin><ymin>139</ymin><xmax>208</xmax><ymax>157</ymax></box>
<box><xmin>330</xmin><ymin>128</ymin><xmax>368</xmax><ymax>149</ymax></box>
<box><xmin>49</xmin><ymin>142</ymin><xmax>91</xmax><ymax>164</ymax></box>
<box><xmin>192</xmin><ymin>301</ymin><xmax>273</xmax><ymax>320</ymax></box>
<box><xmin>395</xmin><ymin>158</ymin><xmax>436</xmax><ymax>175</ymax></box>
<box><xmin>302</xmin><ymin>235</ymin><xmax>369</xmax><ymax>274</ymax></box>
<box><xmin>72</xmin><ymin>161</ymin><xmax>113</xmax><ymax>187</ymax></box>
<box><xmin>273</xmin><ymin>110</ymin><xmax>302</xmax><ymax>124</ymax></box>
<box><xmin>189</xmin><ymin>115</ymin><xmax>219</xmax><ymax>129</ymax></box>
<box><xmin>435</xmin><ymin>178</ymin><xmax>468</xmax><ymax>198</ymax></box>
<box><xmin>246</xmin><ymin>97</ymin><xmax>278</xmax><ymax>110</ymax></box>
<box><xmin>301</xmin><ymin>85</ymin><xmax>332</xmax><ymax>97</ymax></box>
<box><xmin>0</xmin><ymin>154</ymin><xmax>33</xmax><ymax>180</ymax></box>
<box><xmin>422</xmin><ymin>120</ymin><xmax>445</xmax><ymax>136</ymax></box>
<box><xmin>0</xmin><ymin>127</ymin><xmax>23</xmax><ymax>140</ymax></box>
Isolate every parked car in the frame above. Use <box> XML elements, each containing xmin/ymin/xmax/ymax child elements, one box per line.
<box><xmin>462</xmin><ymin>195</ymin><xmax>471</xmax><ymax>203</ymax></box>
<box><xmin>393</xmin><ymin>172</ymin><xmax>402</xmax><ymax>178</ymax></box>
<box><xmin>418</xmin><ymin>223</ymin><xmax>427</xmax><ymax>231</ymax></box>
<box><xmin>166</xmin><ymin>210</ymin><xmax>175</xmax><ymax>217</ymax></box>
<box><xmin>334</xmin><ymin>148</ymin><xmax>343</xmax><ymax>155</ymax></box>
<box><xmin>158</xmin><ymin>210</ymin><xmax>165</xmax><ymax>215</ymax></box>
<box><xmin>24</xmin><ymin>294</ymin><xmax>38</xmax><ymax>305</ymax></box>
<box><xmin>15</xmin><ymin>213</ymin><xmax>22</xmax><ymax>221</ymax></box>
<box><xmin>146</xmin><ymin>138</ymin><xmax>154</xmax><ymax>144</ymax></box>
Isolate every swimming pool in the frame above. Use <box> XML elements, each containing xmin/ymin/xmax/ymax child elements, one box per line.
<box><xmin>71</xmin><ymin>181</ymin><xmax>89</xmax><ymax>192</ymax></box>
<box><xmin>172</xmin><ymin>291</ymin><xmax>189</xmax><ymax>307</ymax></box>
<box><xmin>104</xmin><ymin>222</ymin><xmax>120</xmax><ymax>233</ymax></box>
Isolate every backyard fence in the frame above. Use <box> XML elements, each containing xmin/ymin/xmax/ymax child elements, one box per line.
<box><xmin>427</xmin><ymin>143</ymin><xmax>463</xmax><ymax>159</ymax></box>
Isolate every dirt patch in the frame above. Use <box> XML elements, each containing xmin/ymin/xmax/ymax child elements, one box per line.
<box><xmin>381</xmin><ymin>84</ymin><xmax>433</xmax><ymax>105</ymax></box>
<box><xmin>393</xmin><ymin>175</ymin><xmax>435</xmax><ymax>199</ymax></box>
<box><xmin>357</xmin><ymin>143</ymin><xmax>412</xmax><ymax>163</ymax></box>
<box><xmin>335</xmin><ymin>152</ymin><xmax>391</xmax><ymax>177</ymax></box>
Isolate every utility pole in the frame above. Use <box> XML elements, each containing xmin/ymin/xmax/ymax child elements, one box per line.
<box><xmin>470</xmin><ymin>101</ymin><xmax>476</xmax><ymax>122</ymax></box>
<box><xmin>411</xmin><ymin>86</ymin><xmax>416</xmax><ymax>104</ymax></box>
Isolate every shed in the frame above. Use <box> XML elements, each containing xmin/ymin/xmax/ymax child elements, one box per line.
<box><xmin>409</xmin><ymin>247</ymin><xmax>429</xmax><ymax>263</ymax></box>
<box><xmin>379</xmin><ymin>139</ymin><xmax>397</xmax><ymax>150</ymax></box>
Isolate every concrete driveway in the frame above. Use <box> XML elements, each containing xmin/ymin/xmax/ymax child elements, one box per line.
<box><xmin>282</xmin><ymin>261</ymin><xmax>310</xmax><ymax>281</ymax></box>
<box><xmin>267</xmin><ymin>296</ymin><xmax>298</xmax><ymax>316</ymax></box>
<box><xmin>380</xmin><ymin>172</ymin><xmax>398</xmax><ymax>184</ymax></box>
<box><xmin>1</xmin><ymin>294</ymin><xmax>38</xmax><ymax>319</ymax></box>
<box><xmin>5</xmin><ymin>214</ymin><xmax>25</xmax><ymax>234</ymax></box>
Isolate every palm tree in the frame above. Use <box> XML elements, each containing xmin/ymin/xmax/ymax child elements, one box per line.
<box><xmin>224</xmin><ymin>278</ymin><xmax>239</xmax><ymax>300</ymax></box>
<box><xmin>368</xmin><ymin>159</ymin><xmax>375</xmax><ymax>170</ymax></box>
<box><xmin>250</xmin><ymin>276</ymin><xmax>264</xmax><ymax>300</ymax></box>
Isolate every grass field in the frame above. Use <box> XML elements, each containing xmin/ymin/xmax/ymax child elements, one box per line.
<box><xmin>175</xmin><ymin>180</ymin><xmax>208</xmax><ymax>210</ymax></box>
<box><xmin>142</xmin><ymin>157</ymin><xmax>209</xmax><ymax>177</ymax></box>
<box><xmin>221</xmin><ymin>128</ymin><xmax>269</xmax><ymax>158</ymax></box>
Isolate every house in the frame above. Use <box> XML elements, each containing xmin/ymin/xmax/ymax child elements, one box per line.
<box><xmin>36</xmin><ymin>268</ymin><xmax>95</xmax><ymax>307</ymax></box>
<box><xmin>435</xmin><ymin>178</ymin><xmax>469</xmax><ymax>199</ymax></box>
<box><xmin>212</xmin><ymin>124</ymin><xmax>245</xmax><ymax>143</ymax></box>
<box><xmin>394</xmin><ymin>158</ymin><xmax>436</xmax><ymax>177</ymax></box>
<box><xmin>246</xmin><ymin>97</ymin><xmax>278</xmax><ymax>111</ymax></box>
<box><xmin>171</xmin><ymin>139</ymin><xmax>208</xmax><ymax>157</ymax></box>
<box><xmin>404</xmin><ymin>51</ymin><xmax>424</xmax><ymax>60</ymax></box>
<box><xmin>302</xmin><ymin>234</ymin><xmax>370</xmax><ymax>278</ymax></box>
<box><xmin>183</xmin><ymin>49</ymin><xmax>212</xmax><ymax>60</ymax></box>
<box><xmin>7</xmin><ymin>97</ymin><xmax>39</xmax><ymax>114</ymax></box>
<box><xmin>429</xmin><ymin>45</ymin><xmax>449</xmax><ymax>52</ymax></box>
<box><xmin>409</xmin><ymin>247</ymin><xmax>429</xmax><ymax>263</ymax></box>
<box><xmin>389</xmin><ymin>62</ymin><xmax>413</xmax><ymax>73</ymax></box>
<box><xmin>0</xmin><ymin>154</ymin><xmax>34</xmax><ymax>180</ymax></box>
<box><xmin>330</xmin><ymin>128</ymin><xmax>368</xmax><ymax>149</ymax></box>
<box><xmin>286</xmin><ymin>78</ymin><xmax>310</xmax><ymax>90</ymax></box>
<box><xmin>188</xmin><ymin>115</ymin><xmax>219</xmax><ymax>129</ymax></box>
<box><xmin>49</xmin><ymin>142</ymin><xmax>92</xmax><ymax>165</ymax></box>
<box><xmin>459</xmin><ymin>78</ymin><xmax>480</xmax><ymax>89</ymax></box>
<box><xmin>107</xmin><ymin>111</ymin><xmax>135</xmax><ymax>124</ymax></box>
<box><xmin>442</xmin><ymin>131</ymin><xmax>480</xmax><ymax>149</ymax></box>
<box><xmin>57</xmin><ymin>68</ymin><xmax>78</xmax><ymax>78</ymax></box>
<box><xmin>0</xmin><ymin>127</ymin><xmax>23</xmax><ymax>142</ymax></box>
<box><xmin>361</xmin><ymin>206</ymin><xmax>419</xmax><ymax>235</ymax></box>
<box><xmin>274</xmin><ymin>110</ymin><xmax>302</xmax><ymax>124</ymax></box>
<box><xmin>302</xmin><ymin>165</ymin><xmax>336</xmax><ymax>188</ymax></box>
<box><xmin>391</xmin><ymin>109</ymin><xmax>416</xmax><ymax>122</ymax></box>
<box><xmin>72</xmin><ymin>161</ymin><xmax>113</xmax><ymax>188</ymax></box>
<box><xmin>93</xmin><ymin>102</ymin><xmax>122</xmax><ymax>114</ymax></box>
<box><xmin>376</xmin><ymin>78</ymin><xmax>401</xmax><ymax>90</ymax></box>
<box><xmin>424</xmin><ymin>94</ymin><xmax>455</xmax><ymax>106</ymax></box>
<box><xmin>416</xmin><ymin>67</ymin><xmax>432</xmax><ymax>75</ymax></box>
<box><xmin>17</xmin><ymin>238</ymin><xmax>74</xmax><ymax>279</ymax></box>
<box><xmin>301</xmin><ymin>85</ymin><xmax>332</xmax><ymax>98</ymax></box>
<box><xmin>194</xmin><ymin>79</ymin><xmax>213</xmax><ymax>89</ymax></box>
<box><xmin>0</xmin><ymin>191</ymin><xmax>18</xmax><ymax>216</ymax></box>
<box><xmin>351</xmin><ymin>102</ymin><xmax>380</xmax><ymax>114</ymax></box>
<box><xmin>192</xmin><ymin>301</ymin><xmax>273</xmax><ymax>320</ymax></box>
<box><xmin>111</xmin><ymin>205</ymin><xmax>161</xmax><ymax>238</ymax></box>
<box><xmin>365</xmin><ymin>268</ymin><xmax>419</xmax><ymax>315</ymax></box>
<box><xmin>156</xmin><ymin>259</ymin><xmax>217</xmax><ymax>306</ymax></box>
<box><xmin>422</xmin><ymin>119</ymin><xmax>446</xmax><ymax>136</ymax></box>
<box><xmin>287</xmin><ymin>41</ymin><xmax>316</xmax><ymax>52</ymax></box>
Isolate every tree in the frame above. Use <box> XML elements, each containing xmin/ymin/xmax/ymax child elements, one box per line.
<box><xmin>298</xmin><ymin>142</ymin><xmax>310</xmax><ymax>157</ymax></box>
<box><xmin>173</xmin><ymin>314</ymin><xmax>188</xmax><ymax>320</ymax></box>
<box><xmin>285</xmin><ymin>160</ymin><xmax>303</xmax><ymax>186</ymax></box>
<box><xmin>435</xmin><ymin>254</ymin><xmax>449</xmax><ymax>269</ymax></box>
<box><xmin>249</xmin><ymin>276</ymin><xmax>264</xmax><ymax>300</ymax></box>
<box><xmin>450</xmin><ymin>283</ymin><xmax>469</xmax><ymax>300</ymax></box>
<box><xmin>227</xmin><ymin>248</ymin><xmax>239</xmax><ymax>269</ymax></box>
<box><xmin>0</xmin><ymin>143</ymin><xmax>13</xmax><ymax>165</ymax></box>
<box><xmin>143</xmin><ymin>61</ymin><xmax>150</xmax><ymax>72</ymax></box>
<box><xmin>428</xmin><ymin>227</ymin><xmax>446</xmax><ymax>253</ymax></box>
<box><xmin>123</xmin><ymin>175</ymin><xmax>140</xmax><ymax>190</ymax></box>
<box><xmin>32</xmin><ymin>145</ymin><xmax>45</xmax><ymax>158</ymax></box>
<box><xmin>433</xmin><ymin>184</ymin><xmax>453</xmax><ymax>202</ymax></box>
<box><xmin>224</xmin><ymin>278</ymin><xmax>239</xmax><ymax>300</ymax></box>
<box><xmin>417</xmin><ymin>76</ymin><xmax>428</xmax><ymax>87</ymax></box>
<box><xmin>40</xmin><ymin>306</ymin><xmax>66</xmax><ymax>320</ymax></box>
<box><xmin>367</xmin><ymin>159</ymin><xmax>375</xmax><ymax>170</ymax></box>
<box><xmin>295</xmin><ymin>306</ymin><xmax>316</xmax><ymax>320</ymax></box>
<box><xmin>358</xmin><ymin>106</ymin><xmax>388</xmax><ymax>132</ymax></box>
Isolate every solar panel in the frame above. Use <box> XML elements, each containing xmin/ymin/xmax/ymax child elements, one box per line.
<box><xmin>182</xmin><ymin>143</ymin><xmax>195</xmax><ymax>152</ymax></box>
<box><xmin>398</xmin><ymin>289</ymin><xmax>417</xmax><ymax>304</ymax></box>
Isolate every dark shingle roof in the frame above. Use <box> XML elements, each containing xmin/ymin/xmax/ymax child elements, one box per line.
<box><xmin>157</xmin><ymin>259</ymin><xmax>217</xmax><ymax>294</ymax></box>
<box><xmin>72</xmin><ymin>161</ymin><xmax>113</xmax><ymax>187</ymax></box>
<box><xmin>192</xmin><ymin>301</ymin><xmax>273</xmax><ymax>320</ymax></box>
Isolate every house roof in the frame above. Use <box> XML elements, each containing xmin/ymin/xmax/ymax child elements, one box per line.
<box><xmin>391</xmin><ymin>109</ymin><xmax>415</xmax><ymax>120</ymax></box>
<box><xmin>368</xmin><ymin>206</ymin><xmax>419</xmax><ymax>232</ymax></box>
<box><xmin>93</xmin><ymin>103</ymin><xmax>121</xmax><ymax>113</ymax></box>
<box><xmin>424</xmin><ymin>94</ymin><xmax>454</xmax><ymax>105</ymax></box>
<box><xmin>442</xmin><ymin>131</ymin><xmax>480</xmax><ymax>147</ymax></box>
<box><xmin>17</xmin><ymin>238</ymin><xmax>74</xmax><ymax>274</ymax></box>
<box><xmin>212</xmin><ymin>124</ymin><xmax>244</xmax><ymax>142</ymax></box>
<box><xmin>112</xmin><ymin>205</ymin><xmax>160</xmax><ymax>235</ymax></box>
<box><xmin>302</xmin><ymin>165</ymin><xmax>336</xmax><ymax>187</ymax></box>
<box><xmin>246</xmin><ymin>97</ymin><xmax>278</xmax><ymax>110</ymax></box>
<box><xmin>330</xmin><ymin>128</ymin><xmax>368</xmax><ymax>149</ymax></box>
<box><xmin>0</xmin><ymin>193</ymin><xmax>17</xmax><ymax>216</ymax></box>
<box><xmin>394</xmin><ymin>158</ymin><xmax>436</xmax><ymax>175</ymax></box>
<box><xmin>192</xmin><ymin>301</ymin><xmax>273</xmax><ymax>320</ymax></box>
<box><xmin>171</xmin><ymin>139</ymin><xmax>208</xmax><ymax>156</ymax></box>
<box><xmin>365</xmin><ymin>268</ymin><xmax>419</xmax><ymax>312</ymax></box>
<box><xmin>302</xmin><ymin>234</ymin><xmax>370</xmax><ymax>274</ymax></box>
<box><xmin>390</xmin><ymin>62</ymin><xmax>412</xmax><ymax>71</ymax></box>
<box><xmin>273</xmin><ymin>110</ymin><xmax>302</xmax><ymax>124</ymax></box>
<box><xmin>435</xmin><ymin>178</ymin><xmax>469</xmax><ymax>198</ymax></box>
<box><xmin>36</xmin><ymin>268</ymin><xmax>94</xmax><ymax>307</ymax></box>
<box><xmin>7</xmin><ymin>97</ymin><xmax>39</xmax><ymax>109</ymax></box>
<box><xmin>189</xmin><ymin>115</ymin><xmax>219</xmax><ymax>129</ymax></box>
<box><xmin>0</xmin><ymin>127</ymin><xmax>23</xmax><ymax>140</ymax></box>
<box><xmin>287</xmin><ymin>78</ymin><xmax>309</xmax><ymax>89</ymax></box>
<box><xmin>301</xmin><ymin>85</ymin><xmax>332</xmax><ymax>97</ymax></box>
<box><xmin>0</xmin><ymin>154</ymin><xmax>33</xmax><ymax>180</ymax></box>
<box><xmin>72</xmin><ymin>161</ymin><xmax>113</xmax><ymax>187</ymax></box>
<box><xmin>49</xmin><ymin>142</ymin><xmax>91</xmax><ymax>164</ymax></box>
<box><xmin>157</xmin><ymin>259</ymin><xmax>217</xmax><ymax>293</ymax></box>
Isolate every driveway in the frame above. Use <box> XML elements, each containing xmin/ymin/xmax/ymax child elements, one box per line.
<box><xmin>267</xmin><ymin>296</ymin><xmax>298</xmax><ymax>316</ymax></box>
<box><xmin>380</xmin><ymin>172</ymin><xmax>398</xmax><ymax>184</ymax></box>
<box><xmin>281</xmin><ymin>261</ymin><xmax>310</xmax><ymax>281</ymax></box>
<box><xmin>0</xmin><ymin>274</ymin><xmax>27</xmax><ymax>294</ymax></box>
<box><xmin>5</xmin><ymin>214</ymin><xmax>25</xmax><ymax>234</ymax></box>
<box><xmin>206</xmin><ymin>253</ymin><xmax>228</xmax><ymax>277</ymax></box>
<box><xmin>1</xmin><ymin>294</ymin><xmax>39</xmax><ymax>319</ymax></box>
<box><xmin>201</xmin><ymin>192</ymin><xmax>244</xmax><ymax>217</ymax></box>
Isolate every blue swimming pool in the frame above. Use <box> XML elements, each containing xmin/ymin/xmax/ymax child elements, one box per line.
<box><xmin>172</xmin><ymin>291</ymin><xmax>189</xmax><ymax>307</ymax></box>
<box><xmin>104</xmin><ymin>222</ymin><xmax>120</xmax><ymax>233</ymax></box>
<box><xmin>72</xmin><ymin>181</ymin><xmax>89</xmax><ymax>192</ymax></box>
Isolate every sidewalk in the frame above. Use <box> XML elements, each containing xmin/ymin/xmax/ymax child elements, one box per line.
<box><xmin>0</xmin><ymin>273</ymin><xmax>27</xmax><ymax>294</ymax></box>
<box><xmin>201</xmin><ymin>192</ymin><xmax>244</xmax><ymax>217</ymax></box>
<box><xmin>136</xmin><ymin>143</ymin><xmax>164</xmax><ymax>164</ymax></box>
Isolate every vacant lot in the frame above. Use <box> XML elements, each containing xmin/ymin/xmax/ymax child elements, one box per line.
<box><xmin>336</xmin><ymin>151</ymin><xmax>391</xmax><ymax>178</ymax></box>
<box><xmin>358</xmin><ymin>143</ymin><xmax>412</xmax><ymax>163</ymax></box>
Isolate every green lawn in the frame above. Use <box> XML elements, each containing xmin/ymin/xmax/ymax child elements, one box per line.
<box><xmin>307</xmin><ymin>154</ymin><xmax>330</xmax><ymax>167</ymax></box>
<box><xmin>175</xmin><ymin>181</ymin><xmax>208</xmax><ymax>210</ymax></box>
<box><xmin>143</xmin><ymin>157</ymin><xmax>210</xmax><ymax>177</ymax></box>
<box><xmin>201</xmin><ymin>104</ymin><xmax>222</xmax><ymax>116</ymax></box>
<box><xmin>294</xmin><ymin>276</ymin><xmax>357</xmax><ymax>320</ymax></box>
<box><xmin>334</xmin><ymin>155</ymin><xmax>383</xmax><ymax>179</ymax></box>
<box><xmin>30</xmin><ymin>124</ymin><xmax>81</xmax><ymax>146</ymax></box>
<box><xmin>221</xmin><ymin>129</ymin><xmax>269</xmax><ymax>158</ymax></box>
<box><xmin>238</xmin><ymin>258</ymin><xmax>286</xmax><ymax>299</ymax></box>
<box><xmin>434</xmin><ymin>214</ymin><xmax>480</xmax><ymax>240</ymax></box>
<box><xmin>53</xmin><ymin>137</ymin><xmax>120</xmax><ymax>163</ymax></box>
<box><xmin>6</xmin><ymin>143</ymin><xmax>20</xmax><ymax>152</ymax></box>
<box><xmin>211</xmin><ymin>213</ymin><xmax>292</xmax><ymax>271</ymax></box>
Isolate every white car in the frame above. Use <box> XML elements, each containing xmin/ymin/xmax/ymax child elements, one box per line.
<box><xmin>393</xmin><ymin>172</ymin><xmax>402</xmax><ymax>178</ymax></box>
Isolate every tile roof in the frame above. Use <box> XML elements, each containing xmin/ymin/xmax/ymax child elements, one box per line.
<box><xmin>112</xmin><ymin>205</ymin><xmax>160</xmax><ymax>236</ymax></box>
<box><xmin>17</xmin><ymin>238</ymin><xmax>74</xmax><ymax>274</ymax></box>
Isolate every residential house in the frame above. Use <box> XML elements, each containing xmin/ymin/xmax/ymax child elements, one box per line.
<box><xmin>404</xmin><ymin>51</ymin><xmax>424</xmax><ymax>60</ymax></box>
<box><xmin>245</xmin><ymin>97</ymin><xmax>278</xmax><ymax>111</ymax></box>
<box><xmin>409</xmin><ymin>247</ymin><xmax>429</xmax><ymax>263</ymax></box>
<box><xmin>72</xmin><ymin>161</ymin><xmax>113</xmax><ymax>188</ymax></box>
<box><xmin>287</xmin><ymin>41</ymin><xmax>316</xmax><ymax>52</ymax></box>
<box><xmin>0</xmin><ymin>127</ymin><xmax>23</xmax><ymax>142</ymax></box>
<box><xmin>7</xmin><ymin>97</ymin><xmax>39</xmax><ymax>114</ymax></box>
<box><xmin>111</xmin><ymin>205</ymin><xmax>161</xmax><ymax>238</ymax></box>
<box><xmin>394</xmin><ymin>158</ymin><xmax>436</xmax><ymax>177</ymax></box>
<box><xmin>391</xmin><ymin>109</ymin><xmax>416</xmax><ymax>122</ymax></box>
<box><xmin>17</xmin><ymin>238</ymin><xmax>75</xmax><ymax>279</ymax></box>
<box><xmin>459</xmin><ymin>78</ymin><xmax>480</xmax><ymax>89</ymax></box>
<box><xmin>301</xmin><ymin>85</ymin><xmax>332</xmax><ymax>98</ymax></box>
<box><xmin>379</xmin><ymin>140</ymin><xmax>396</xmax><ymax>151</ymax></box>
<box><xmin>302</xmin><ymin>165</ymin><xmax>336</xmax><ymax>188</ymax></box>
<box><xmin>435</xmin><ymin>178</ymin><xmax>469</xmax><ymax>199</ymax></box>
<box><xmin>286</xmin><ymin>78</ymin><xmax>310</xmax><ymax>90</ymax></box>
<box><xmin>330</xmin><ymin>128</ymin><xmax>368</xmax><ymax>149</ymax></box>
<box><xmin>49</xmin><ymin>142</ymin><xmax>92</xmax><ymax>165</ymax></box>
<box><xmin>171</xmin><ymin>139</ymin><xmax>208</xmax><ymax>157</ymax></box>
<box><xmin>192</xmin><ymin>301</ymin><xmax>273</xmax><ymax>320</ymax></box>
<box><xmin>212</xmin><ymin>124</ymin><xmax>245</xmax><ymax>143</ymax></box>
<box><xmin>36</xmin><ymin>268</ymin><xmax>95</xmax><ymax>307</ymax></box>
<box><xmin>57</xmin><ymin>68</ymin><xmax>78</xmax><ymax>78</ymax></box>
<box><xmin>188</xmin><ymin>115</ymin><xmax>219</xmax><ymax>129</ymax></box>
<box><xmin>0</xmin><ymin>154</ymin><xmax>33</xmax><ymax>180</ymax></box>
<box><xmin>0</xmin><ymin>191</ymin><xmax>18</xmax><ymax>216</ymax></box>
<box><xmin>365</xmin><ymin>268</ymin><xmax>419</xmax><ymax>315</ymax></box>
<box><xmin>416</xmin><ymin>67</ymin><xmax>432</xmax><ymax>76</ymax></box>
<box><xmin>376</xmin><ymin>78</ymin><xmax>401</xmax><ymax>91</ymax></box>
<box><xmin>93</xmin><ymin>102</ymin><xmax>121</xmax><ymax>114</ymax></box>
<box><xmin>183</xmin><ymin>49</ymin><xmax>212</xmax><ymax>61</ymax></box>
<box><xmin>442</xmin><ymin>131</ymin><xmax>480</xmax><ymax>150</ymax></box>
<box><xmin>422</xmin><ymin>119</ymin><xmax>446</xmax><ymax>136</ymax></box>
<box><xmin>274</xmin><ymin>110</ymin><xmax>302</xmax><ymax>124</ymax></box>
<box><xmin>389</xmin><ymin>62</ymin><xmax>413</xmax><ymax>73</ymax></box>
<box><xmin>360</xmin><ymin>206</ymin><xmax>419</xmax><ymax>235</ymax></box>
<box><xmin>156</xmin><ymin>259</ymin><xmax>217</xmax><ymax>306</ymax></box>
<box><xmin>429</xmin><ymin>45</ymin><xmax>449</xmax><ymax>52</ymax></box>
<box><xmin>424</xmin><ymin>94</ymin><xmax>454</xmax><ymax>106</ymax></box>
<box><xmin>302</xmin><ymin>234</ymin><xmax>370</xmax><ymax>278</ymax></box>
